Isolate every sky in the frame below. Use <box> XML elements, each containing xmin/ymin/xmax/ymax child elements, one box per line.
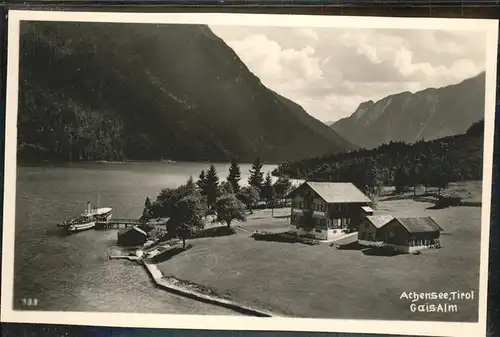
<box><xmin>210</xmin><ymin>26</ymin><xmax>486</xmax><ymax>123</ymax></box>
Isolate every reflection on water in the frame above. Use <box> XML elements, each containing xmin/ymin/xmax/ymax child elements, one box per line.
<box><xmin>13</xmin><ymin>161</ymin><xmax>277</xmax><ymax>314</ymax></box>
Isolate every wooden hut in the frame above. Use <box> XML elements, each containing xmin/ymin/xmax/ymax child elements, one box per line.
<box><xmin>117</xmin><ymin>226</ymin><xmax>148</xmax><ymax>246</ymax></box>
<box><xmin>381</xmin><ymin>217</ymin><xmax>444</xmax><ymax>253</ymax></box>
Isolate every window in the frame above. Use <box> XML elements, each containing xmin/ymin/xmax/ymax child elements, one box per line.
<box><xmin>320</xmin><ymin>219</ymin><xmax>326</xmax><ymax>226</ymax></box>
<box><xmin>365</xmin><ymin>222</ymin><xmax>369</xmax><ymax>229</ymax></box>
<box><xmin>360</xmin><ymin>232</ymin><xmax>366</xmax><ymax>240</ymax></box>
<box><xmin>367</xmin><ymin>233</ymin><xmax>374</xmax><ymax>241</ymax></box>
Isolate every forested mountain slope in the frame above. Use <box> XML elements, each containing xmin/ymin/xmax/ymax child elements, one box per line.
<box><xmin>18</xmin><ymin>22</ymin><xmax>354</xmax><ymax>163</ymax></box>
<box><xmin>274</xmin><ymin>120</ymin><xmax>485</xmax><ymax>193</ymax></box>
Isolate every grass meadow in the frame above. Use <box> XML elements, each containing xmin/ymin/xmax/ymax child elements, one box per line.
<box><xmin>158</xmin><ymin>181</ymin><xmax>483</xmax><ymax>321</ymax></box>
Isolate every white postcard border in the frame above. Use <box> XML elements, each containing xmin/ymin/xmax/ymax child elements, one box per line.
<box><xmin>1</xmin><ymin>10</ymin><xmax>498</xmax><ymax>337</ymax></box>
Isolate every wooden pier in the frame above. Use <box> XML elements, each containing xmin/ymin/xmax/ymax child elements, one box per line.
<box><xmin>95</xmin><ymin>218</ymin><xmax>144</xmax><ymax>230</ymax></box>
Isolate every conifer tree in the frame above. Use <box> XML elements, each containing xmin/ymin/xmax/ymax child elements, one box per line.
<box><xmin>141</xmin><ymin>196</ymin><xmax>153</xmax><ymax>221</ymax></box>
<box><xmin>186</xmin><ymin>176</ymin><xmax>196</xmax><ymax>192</ymax></box>
<box><xmin>227</xmin><ymin>160</ymin><xmax>242</xmax><ymax>193</ymax></box>
<box><xmin>273</xmin><ymin>176</ymin><xmax>292</xmax><ymax>206</ymax></box>
<box><xmin>248</xmin><ymin>157</ymin><xmax>264</xmax><ymax>193</ymax></box>
<box><xmin>394</xmin><ymin>166</ymin><xmax>409</xmax><ymax>194</ymax></box>
<box><xmin>261</xmin><ymin>172</ymin><xmax>275</xmax><ymax>202</ymax></box>
<box><xmin>197</xmin><ymin>170</ymin><xmax>207</xmax><ymax>195</ymax></box>
<box><xmin>205</xmin><ymin>164</ymin><xmax>220</xmax><ymax>208</ymax></box>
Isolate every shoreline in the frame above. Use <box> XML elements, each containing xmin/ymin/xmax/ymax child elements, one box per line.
<box><xmin>17</xmin><ymin>159</ymin><xmax>284</xmax><ymax>167</ymax></box>
<box><xmin>107</xmin><ymin>231</ymin><xmax>275</xmax><ymax>317</ymax></box>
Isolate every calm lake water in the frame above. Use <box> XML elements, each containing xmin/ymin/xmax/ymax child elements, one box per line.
<box><xmin>13</xmin><ymin>161</ymin><xmax>277</xmax><ymax>314</ymax></box>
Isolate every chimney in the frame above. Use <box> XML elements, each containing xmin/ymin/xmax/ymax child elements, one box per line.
<box><xmin>87</xmin><ymin>201</ymin><xmax>91</xmax><ymax>214</ymax></box>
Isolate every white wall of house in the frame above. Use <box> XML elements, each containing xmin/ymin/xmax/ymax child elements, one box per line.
<box><xmin>327</xmin><ymin>228</ymin><xmax>345</xmax><ymax>237</ymax></box>
<box><xmin>296</xmin><ymin>227</ymin><xmax>345</xmax><ymax>240</ymax></box>
<box><xmin>358</xmin><ymin>240</ymin><xmax>441</xmax><ymax>253</ymax></box>
<box><xmin>388</xmin><ymin>242</ymin><xmax>441</xmax><ymax>253</ymax></box>
<box><xmin>297</xmin><ymin>227</ymin><xmax>328</xmax><ymax>240</ymax></box>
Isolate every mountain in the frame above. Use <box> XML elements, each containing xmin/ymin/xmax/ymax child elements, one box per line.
<box><xmin>17</xmin><ymin>22</ymin><xmax>354</xmax><ymax>164</ymax></box>
<box><xmin>330</xmin><ymin>72</ymin><xmax>486</xmax><ymax>149</ymax></box>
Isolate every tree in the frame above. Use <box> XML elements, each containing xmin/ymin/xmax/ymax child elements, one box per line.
<box><xmin>167</xmin><ymin>195</ymin><xmax>205</xmax><ymax>248</ymax></box>
<box><xmin>361</xmin><ymin>159</ymin><xmax>383</xmax><ymax>196</ymax></box>
<box><xmin>419</xmin><ymin>155</ymin><xmax>433</xmax><ymax>193</ymax></box>
<box><xmin>248</xmin><ymin>157</ymin><xmax>264</xmax><ymax>192</ymax></box>
<box><xmin>261</xmin><ymin>172</ymin><xmax>275</xmax><ymax>203</ymax></box>
<box><xmin>394</xmin><ymin>165</ymin><xmax>409</xmax><ymax>194</ymax></box>
<box><xmin>408</xmin><ymin>163</ymin><xmax>422</xmax><ymax>196</ymax></box>
<box><xmin>273</xmin><ymin>176</ymin><xmax>292</xmax><ymax>206</ymax></box>
<box><xmin>215</xmin><ymin>194</ymin><xmax>247</xmax><ymax>228</ymax></box>
<box><xmin>236</xmin><ymin>186</ymin><xmax>260</xmax><ymax>214</ymax></box>
<box><xmin>205</xmin><ymin>164</ymin><xmax>220</xmax><ymax>209</ymax></box>
<box><xmin>186</xmin><ymin>176</ymin><xmax>196</xmax><ymax>191</ymax></box>
<box><xmin>227</xmin><ymin>160</ymin><xmax>242</xmax><ymax>193</ymax></box>
<box><xmin>197</xmin><ymin>170</ymin><xmax>207</xmax><ymax>195</ymax></box>
<box><xmin>155</xmin><ymin>181</ymin><xmax>200</xmax><ymax>217</ymax></box>
<box><xmin>140</xmin><ymin>196</ymin><xmax>153</xmax><ymax>221</ymax></box>
<box><xmin>218</xmin><ymin>180</ymin><xmax>234</xmax><ymax>196</ymax></box>
<box><xmin>155</xmin><ymin>188</ymin><xmax>180</xmax><ymax>217</ymax></box>
<box><xmin>429</xmin><ymin>157</ymin><xmax>452</xmax><ymax>194</ymax></box>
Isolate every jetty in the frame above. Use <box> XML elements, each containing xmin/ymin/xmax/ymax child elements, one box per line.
<box><xmin>95</xmin><ymin>217</ymin><xmax>169</xmax><ymax>230</ymax></box>
<box><xmin>95</xmin><ymin>218</ymin><xmax>144</xmax><ymax>230</ymax></box>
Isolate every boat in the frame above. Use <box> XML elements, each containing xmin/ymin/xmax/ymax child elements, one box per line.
<box><xmin>58</xmin><ymin>201</ymin><xmax>113</xmax><ymax>234</ymax></box>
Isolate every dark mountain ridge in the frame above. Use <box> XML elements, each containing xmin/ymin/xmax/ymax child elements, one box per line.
<box><xmin>330</xmin><ymin>72</ymin><xmax>486</xmax><ymax>149</ymax></box>
<box><xmin>18</xmin><ymin>22</ymin><xmax>354</xmax><ymax>164</ymax></box>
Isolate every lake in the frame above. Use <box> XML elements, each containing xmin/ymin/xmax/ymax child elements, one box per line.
<box><xmin>12</xmin><ymin>161</ymin><xmax>278</xmax><ymax>314</ymax></box>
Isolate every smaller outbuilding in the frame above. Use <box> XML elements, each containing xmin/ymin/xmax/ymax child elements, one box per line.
<box><xmin>117</xmin><ymin>226</ymin><xmax>148</xmax><ymax>247</ymax></box>
<box><xmin>358</xmin><ymin>216</ymin><xmax>444</xmax><ymax>253</ymax></box>
<box><xmin>358</xmin><ymin>215</ymin><xmax>394</xmax><ymax>247</ymax></box>
<box><xmin>382</xmin><ymin>217</ymin><xmax>444</xmax><ymax>253</ymax></box>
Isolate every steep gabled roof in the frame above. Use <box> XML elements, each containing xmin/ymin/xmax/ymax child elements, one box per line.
<box><xmin>287</xmin><ymin>181</ymin><xmax>371</xmax><ymax>204</ymax></box>
<box><xmin>364</xmin><ymin>215</ymin><xmax>394</xmax><ymax>229</ymax></box>
<box><xmin>118</xmin><ymin>225</ymin><xmax>148</xmax><ymax>236</ymax></box>
<box><xmin>391</xmin><ymin>217</ymin><xmax>444</xmax><ymax>233</ymax></box>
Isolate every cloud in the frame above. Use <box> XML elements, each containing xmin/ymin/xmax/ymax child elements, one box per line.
<box><xmin>225</xmin><ymin>33</ymin><xmax>325</xmax><ymax>97</ymax></box>
<box><xmin>210</xmin><ymin>25</ymin><xmax>486</xmax><ymax>123</ymax></box>
<box><xmin>296</xmin><ymin>27</ymin><xmax>319</xmax><ymax>41</ymax></box>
